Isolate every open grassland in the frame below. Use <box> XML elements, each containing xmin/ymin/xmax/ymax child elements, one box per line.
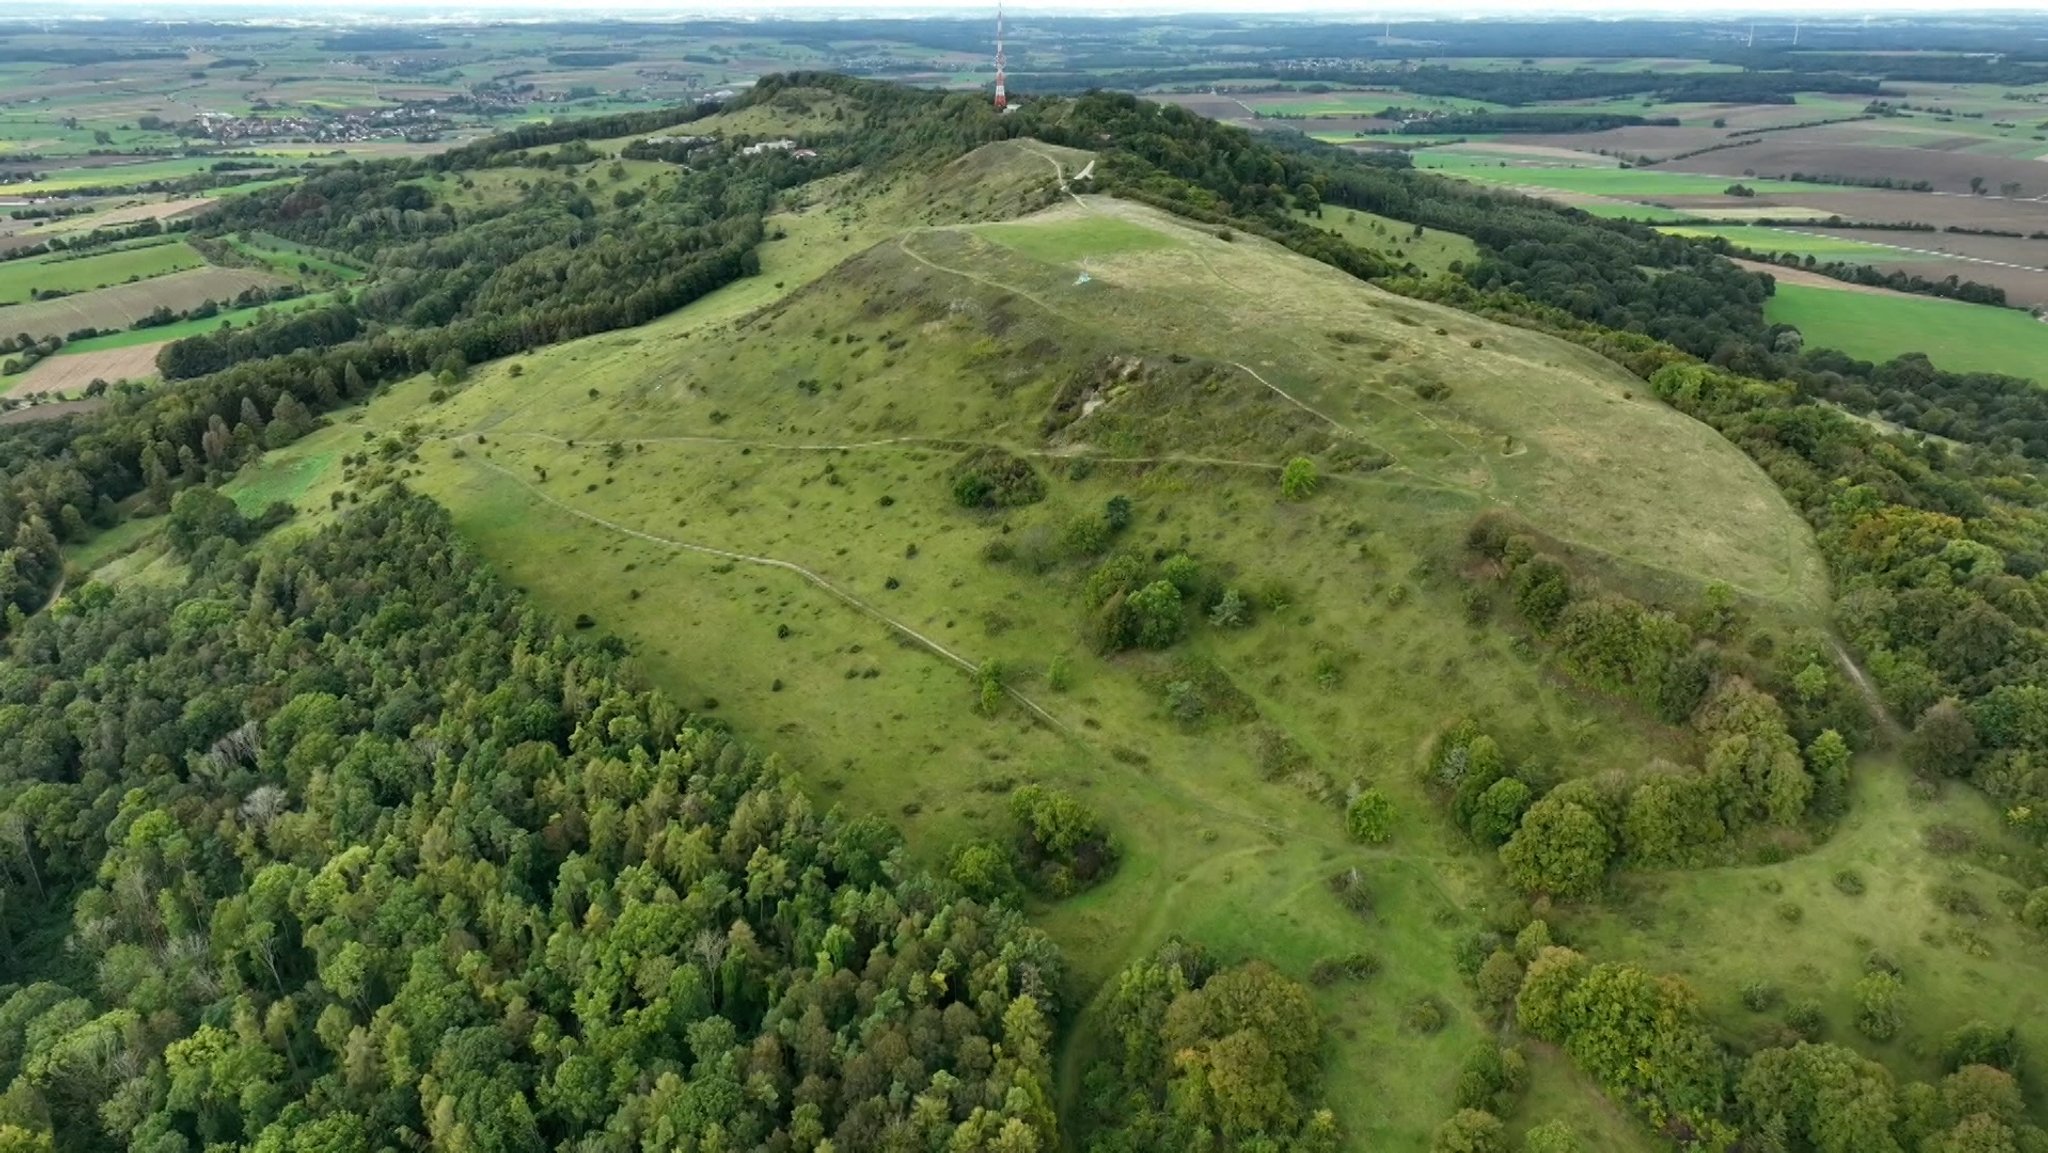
<box><xmin>224</xmin><ymin>232</ymin><xmax>365</xmax><ymax>281</ymax></box>
<box><xmin>1290</xmin><ymin>205</ymin><xmax>1480</xmax><ymax>275</ymax></box>
<box><xmin>0</xmin><ymin>238</ymin><xmax>206</xmax><ymax>305</ymax></box>
<box><xmin>0</xmin><ymin>266</ymin><xmax>290</xmax><ymax>342</ymax></box>
<box><xmin>1767</xmin><ymin>283</ymin><xmax>2048</xmax><ymax>381</ymax></box>
<box><xmin>1566</xmin><ymin>762</ymin><xmax>2048</xmax><ymax>1092</ymax></box>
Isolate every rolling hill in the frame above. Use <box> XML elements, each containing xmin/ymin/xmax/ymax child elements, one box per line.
<box><xmin>178</xmin><ymin>135</ymin><xmax>1840</xmax><ymax>1150</ymax></box>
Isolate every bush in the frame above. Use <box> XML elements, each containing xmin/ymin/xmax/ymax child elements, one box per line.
<box><xmin>1008</xmin><ymin>784</ymin><xmax>1117</xmax><ymax>896</ymax></box>
<box><xmin>1854</xmin><ymin>971</ymin><xmax>1903</xmax><ymax>1041</ymax></box>
<box><xmin>1281</xmin><ymin>456</ymin><xmax>1319</xmax><ymax>500</ymax></box>
<box><xmin>1786</xmin><ymin>999</ymin><xmax>1825</xmax><ymax>1040</ymax></box>
<box><xmin>1522</xmin><ymin>1121</ymin><xmax>1582</xmax><ymax>1153</ymax></box>
<box><xmin>2024</xmin><ymin>887</ymin><xmax>2048</xmax><ymax>931</ymax></box>
<box><xmin>1832</xmin><ymin>868</ymin><xmax>1866</xmax><ymax>896</ymax></box>
<box><xmin>946</xmin><ymin>839</ymin><xmax>1021</xmax><ymax>904</ymax></box>
<box><xmin>1308</xmin><ymin>952</ymin><xmax>1381</xmax><ymax>985</ymax></box>
<box><xmin>1940</xmin><ymin>1020</ymin><xmax>2021</xmax><ymax>1074</ymax></box>
<box><xmin>1453</xmin><ymin>1044</ymin><xmax>1527</xmax><ymax>1114</ymax></box>
<box><xmin>1404</xmin><ymin>995</ymin><xmax>1449</xmax><ymax>1034</ymax></box>
<box><xmin>1431</xmin><ymin>1109</ymin><xmax>1505</xmax><ymax>1153</ymax></box>
<box><xmin>1346</xmin><ymin>788</ymin><xmax>1394</xmax><ymax>843</ymax></box>
<box><xmin>1328</xmin><ymin>867</ymin><xmax>1373</xmax><ymax>917</ymax></box>
<box><xmin>1741</xmin><ymin>981</ymin><xmax>1781</xmax><ymax>1011</ymax></box>
<box><xmin>949</xmin><ymin>448</ymin><xmax>1045</xmax><ymax>509</ymax></box>
<box><xmin>1209</xmin><ymin>587</ymin><xmax>1250</xmax><ymax>628</ymax></box>
<box><xmin>1125</xmin><ymin>580</ymin><xmax>1185</xmax><ymax>648</ymax></box>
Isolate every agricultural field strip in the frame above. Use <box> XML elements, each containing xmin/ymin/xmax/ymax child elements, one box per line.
<box><xmin>1768</xmin><ymin>227</ymin><xmax>2048</xmax><ymax>275</ymax></box>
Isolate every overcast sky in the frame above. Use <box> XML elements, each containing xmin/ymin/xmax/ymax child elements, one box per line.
<box><xmin>41</xmin><ymin>1</ymin><xmax>2048</xmax><ymax>15</ymax></box>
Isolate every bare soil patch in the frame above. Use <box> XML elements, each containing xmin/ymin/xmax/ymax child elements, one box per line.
<box><xmin>55</xmin><ymin>197</ymin><xmax>216</xmax><ymax>231</ymax></box>
<box><xmin>1665</xmin><ymin>138</ymin><xmax>2048</xmax><ymax>198</ymax></box>
<box><xmin>0</xmin><ymin>267</ymin><xmax>288</xmax><ymax>342</ymax></box>
<box><xmin>0</xmin><ymin>398</ymin><xmax>102</xmax><ymax>425</ymax></box>
<box><xmin>4</xmin><ymin>342</ymin><xmax>164</xmax><ymax>398</ymax></box>
<box><xmin>1521</xmin><ymin>125</ymin><xmax>1731</xmax><ymax>160</ymax></box>
<box><xmin>1731</xmin><ymin>259</ymin><xmax>1921</xmax><ymax>297</ymax></box>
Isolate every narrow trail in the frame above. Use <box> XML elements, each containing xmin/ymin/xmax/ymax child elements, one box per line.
<box><xmin>478</xmin><ymin>427</ymin><xmax>1284</xmax><ymax>473</ymax></box>
<box><xmin>463</xmin><ymin>449</ymin><xmax>1071</xmax><ymax>732</ymax></box>
<box><xmin>1830</xmin><ymin>638</ymin><xmax>1900</xmax><ymax>740</ymax></box>
<box><xmin>32</xmin><ymin>572</ymin><xmax>65</xmax><ymax>617</ymax></box>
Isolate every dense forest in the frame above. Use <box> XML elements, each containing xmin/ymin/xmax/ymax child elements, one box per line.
<box><xmin>0</xmin><ymin>492</ymin><xmax>1065</xmax><ymax>1152</ymax></box>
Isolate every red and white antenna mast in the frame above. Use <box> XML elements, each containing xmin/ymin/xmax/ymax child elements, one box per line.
<box><xmin>993</xmin><ymin>0</ymin><xmax>1008</xmax><ymax>111</ymax></box>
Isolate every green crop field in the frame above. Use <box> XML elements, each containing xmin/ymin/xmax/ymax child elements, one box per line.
<box><xmin>1767</xmin><ymin>283</ymin><xmax>2048</xmax><ymax>381</ymax></box>
<box><xmin>0</xmin><ymin>239</ymin><xmax>207</xmax><ymax>305</ymax></box>
<box><xmin>1418</xmin><ymin>153</ymin><xmax>1836</xmax><ymax>198</ymax></box>
<box><xmin>1662</xmin><ymin>225</ymin><xmax>1942</xmax><ymax>262</ymax></box>
<box><xmin>50</xmin><ymin>291</ymin><xmax>333</xmax><ymax>356</ymax></box>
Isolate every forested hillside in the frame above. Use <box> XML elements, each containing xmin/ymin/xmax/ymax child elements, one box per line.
<box><xmin>0</xmin><ymin>493</ymin><xmax>1062</xmax><ymax>1152</ymax></box>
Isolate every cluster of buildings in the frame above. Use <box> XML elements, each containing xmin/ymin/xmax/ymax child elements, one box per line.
<box><xmin>192</xmin><ymin>104</ymin><xmax>456</xmax><ymax>145</ymax></box>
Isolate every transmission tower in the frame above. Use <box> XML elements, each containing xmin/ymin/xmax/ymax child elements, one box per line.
<box><xmin>994</xmin><ymin>1</ymin><xmax>1008</xmax><ymax>112</ymax></box>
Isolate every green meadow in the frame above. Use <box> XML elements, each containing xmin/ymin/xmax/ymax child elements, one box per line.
<box><xmin>0</xmin><ymin>239</ymin><xmax>206</xmax><ymax>306</ymax></box>
<box><xmin>1767</xmin><ymin>283</ymin><xmax>2048</xmax><ymax>381</ymax></box>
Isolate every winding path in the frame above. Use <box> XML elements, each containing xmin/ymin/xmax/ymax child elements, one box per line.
<box><xmin>463</xmin><ymin>449</ymin><xmax>1070</xmax><ymax>731</ymax></box>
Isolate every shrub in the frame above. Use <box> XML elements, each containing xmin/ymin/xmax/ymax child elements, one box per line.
<box><xmin>1940</xmin><ymin>1020</ymin><xmax>2021</xmax><ymax>1074</ymax></box>
<box><xmin>1125</xmin><ymin>580</ymin><xmax>1185</xmax><ymax>648</ymax></box>
<box><xmin>949</xmin><ymin>448</ymin><xmax>1045</xmax><ymax>509</ymax></box>
<box><xmin>1328</xmin><ymin>867</ymin><xmax>1373</xmax><ymax>917</ymax></box>
<box><xmin>1281</xmin><ymin>456</ymin><xmax>1319</xmax><ymax>500</ymax></box>
<box><xmin>1008</xmin><ymin>784</ymin><xmax>1117</xmax><ymax>896</ymax></box>
<box><xmin>1924</xmin><ymin>822</ymin><xmax>1976</xmax><ymax>856</ymax></box>
<box><xmin>947</xmin><ymin>839</ymin><xmax>1021</xmax><ymax>904</ymax></box>
<box><xmin>2024</xmin><ymin>887</ymin><xmax>2048</xmax><ymax>931</ymax></box>
<box><xmin>1854</xmin><ymin>971</ymin><xmax>1903</xmax><ymax>1041</ymax></box>
<box><xmin>1346</xmin><ymin>788</ymin><xmax>1394</xmax><ymax>844</ymax></box>
<box><xmin>1308</xmin><ymin>952</ymin><xmax>1381</xmax><ymax>985</ymax></box>
<box><xmin>1832</xmin><ymin>868</ymin><xmax>1866</xmax><ymax>896</ymax></box>
<box><xmin>1404</xmin><ymin>995</ymin><xmax>1449</xmax><ymax>1035</ymax></box>
<box><xmin>1785</xmin><ymin>999</ymin><xmax>1824</xmax><ymax>1040</ymax></box>
<box><xmin>1453</xmin><ymin>1044</ymin><xmax>1528</xmax><ymax>1114</ymax></box>
<box><xmin>1933</xmin><ymin>883</ymin><xmax>1984</xmax><ymax>918</ymax></box>
<box><xmin>1209</xmin><ymin>587</ymin><xmax>1250</xmax><ymax>628</ymax></box>
<box><xmin>1431</xmin><ymin>1108</ymin><xmax>1505</xmax><ymax>1153</ymax></box>
<box><xmin>1522</xmin><ymin>1121</ymin><xmax>1582</xmax><ymax>1153</ymax></box>
<box><xmin>1741</xmin><ymin>981</ymin><xmax>1781</xmax><ymax>1011</ymax></box>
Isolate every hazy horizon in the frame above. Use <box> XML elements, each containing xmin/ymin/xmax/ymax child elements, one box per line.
<box><xmin>19</xmin><ymin>1</ymin><xmax>2048</xmax><ymax>18</ymax></box>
